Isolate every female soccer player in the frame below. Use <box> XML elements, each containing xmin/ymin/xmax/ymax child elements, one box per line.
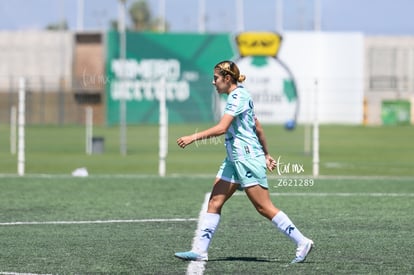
<box><xmin>174</xmin><ymin>60</ymin><xmax>313</xmax><ymax>264</ymax></box>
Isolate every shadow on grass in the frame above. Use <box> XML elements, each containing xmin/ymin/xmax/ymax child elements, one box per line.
<box><xmin>209</xmin><ymin>256</ymin><xmax>280</xmax><ymax>263</ymax></box>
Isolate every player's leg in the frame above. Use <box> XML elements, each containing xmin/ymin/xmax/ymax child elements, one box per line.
<box><xmin>193</xmin><ymin>178</ymin><xmax>238</xmax><ymax>255</ymax></box>
<box><xmin>175</xmin><ymin>160</ymin><xmax>239</xmax><ymax>261</ymax></box>
<box><xmin>194</xmin><ymin>158</ymin><xmax>240</xmax><ymax>254</ymax></box>
<box><xmin>207</xmin><ymin>177</ymin><xmax>239</xmax><ymax>214</ymax></box>
<box><xmin>237</xmin><ymin>154</ymin><xmax>314</xmax><ymax>263</ymax></box>
<box><xmin>244</xmin><ymin>185</ymin><xmax>313</xmax><ymax>263</ymax></box>
<box><xmin>244</xmin><ymin>184</ymin><xmax>278</xmax><ymax>219</ymax></box>
<box><xmin>174</xmin><ymin>178</ymin><xmax>238</xmax><ymax>261</ymax></box>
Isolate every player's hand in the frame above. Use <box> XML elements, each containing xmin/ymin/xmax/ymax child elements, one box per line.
<box><xmin>266</xmin><ymin>154</ymin><xmax>277</xmax><ymax>172</ymax></box>
<box><xmin>177</xmin><ymin>135</ymin><xmax>194</xmax><ymax>148</ymax></box>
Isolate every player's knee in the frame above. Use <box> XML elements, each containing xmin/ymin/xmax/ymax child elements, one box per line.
<box><xmin>254</xmin><ymin>204</ymin><xmax>275</xmax><ymax>220</ymax></box>
<box><xmin>208</xmin><ymin>198</ymin><xmax>224</xmax><ymax>213</ymax></box>
<box><xmin>254</xmin><ymin>204</ymin><xmax>267</xmax><ymax>216</ymax></box>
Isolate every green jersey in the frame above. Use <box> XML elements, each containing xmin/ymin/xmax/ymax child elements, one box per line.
<box><xmin>224</xmin><ymin>86</ymin><xmax>264</xmax><ymax>161</ymax></box>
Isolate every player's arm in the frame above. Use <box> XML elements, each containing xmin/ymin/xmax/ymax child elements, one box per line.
<box><xmin>255</xmin><ymin>117</ymin><xmax>277</xmax><ymax>172</ymax></box>
<box><xmin>177</xmin><ymin>114</ymin><xmax>233</xmax><ymax>148</ymax></box>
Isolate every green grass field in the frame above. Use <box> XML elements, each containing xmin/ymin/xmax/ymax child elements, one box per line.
<box><xmin>0</xmin><ymin>124</ymin><xmax>413</xmax><ymax>274</ymax></box>
<box><xmin>0</xmin><ymin>124</ymin><xmax>413</xmax><ymax>176</ymax></box>
<box><xmin>0</xmin><ymin>176</ymin><xmax>413</xmax><ymax>274</ymax></box>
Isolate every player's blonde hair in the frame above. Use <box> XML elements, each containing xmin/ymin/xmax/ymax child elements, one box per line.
<box><xmin>214</xmin><ymin>60</ymin><xmax>246</xmax><ymax>83</ymax></box>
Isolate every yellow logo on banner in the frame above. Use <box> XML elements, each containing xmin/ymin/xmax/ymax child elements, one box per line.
<box><xmin>236</xmin><ymin>32</ymin><xmax>282</xmax><ymax>57</ymax></box>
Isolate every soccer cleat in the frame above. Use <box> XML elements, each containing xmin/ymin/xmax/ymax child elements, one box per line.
<box><xmin>291</xmin><ymin>239</ymin><xmax>314</xmax><ymax>264</ymax></box>
<box><xmin>174</xmin><ymin>251</ymin><xmax>208</xmax><ymax>261</ymax></box>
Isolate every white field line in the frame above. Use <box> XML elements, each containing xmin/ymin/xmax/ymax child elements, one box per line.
<box><xmin>186</xmin><ymin>192</ymin><xmax>211</xmax><ymax>275</ymax></box>
<box><xmin>0</xmin><ymin>191</ymin><xmax>410</xmax><ymax>275</ymax></box>
<box><xmin>0</xmin><ymin>217</ymin><xmax>199</xmax><ymax>275</ymax></box>
<box><xmin>0</xmin><ymin>273</ymin><xmax>52</xmax><ymax>275</ymax></box>
<box><xmin>1</xmin><ymin>173</ymin><xmax>414</xmax><ymax>181</ymax></box>
<box><xmin>1</xmin><ymin>192</ymin><xmax>411</xmax><ymax>227</ymax></box>
<box><xmin>234</xmin><ymin>192</ymin><xmax>414</xmax><ymax>197</ymax></box>
<box><xmin>0</xmin><ymin>218</ymin><xmax>197</xmax><ymax>227</ymax></box>
<box><xmin>270</xmin><ymin>192</ymin><xmax>414</xmax><ymax>197</ymax></box>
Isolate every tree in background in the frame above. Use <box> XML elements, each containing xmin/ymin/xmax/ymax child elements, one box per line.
<box><xmin>45</xmin><ymin>20</ymin><xmax>68</xmax><ymax>30</ymax></box>
<box><xmin>109</xmin><ymin>0</ymin><xmax>169</xmax><ymax>32</ymax></box>
<box><xmin>129</xmin><ymin>0</ymin><xmax>168</xmax><ymax>31</ymax></box>
<box><xmin>129</xmin><ymin>0</ymin><xmax>150</xmax><ymax>30</ymax></box>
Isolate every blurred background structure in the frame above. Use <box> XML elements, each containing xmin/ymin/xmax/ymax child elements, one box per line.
<box><xmin>0</xmin><ymin>0</ymin><xmax>413</xmax><ymax>126</ymax></box>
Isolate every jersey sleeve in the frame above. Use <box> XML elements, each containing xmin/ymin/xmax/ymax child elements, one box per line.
<box><xmin>224</xmin><ymin>91</ymin><xmax>247</xmax><ymax>117</ymax></box>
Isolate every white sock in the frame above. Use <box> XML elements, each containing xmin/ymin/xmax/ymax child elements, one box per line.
<box><xmin>271</xmin><ymin>211</ymin><xmax>307</xmax><ymax>245</ymax></box>
<box><xmin>193</xmin><ymin>213</ymin><xmax>220</xmax><ymax>254</ymax></box>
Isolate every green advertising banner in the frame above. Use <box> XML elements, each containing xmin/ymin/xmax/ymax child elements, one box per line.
<box><xmin>105</xmin><ymin>31</ymin><xmax>234</xmax><ymax>125</ymax></box>
<box><xmin>381</xmin><ymin>100</ymin><xmax>411</xmax><ymax>125</ymax></box>
<box><xmin>106</xmin><ymin>31</ymin><xmax>300</xmax><ymax>126</ymax></box>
